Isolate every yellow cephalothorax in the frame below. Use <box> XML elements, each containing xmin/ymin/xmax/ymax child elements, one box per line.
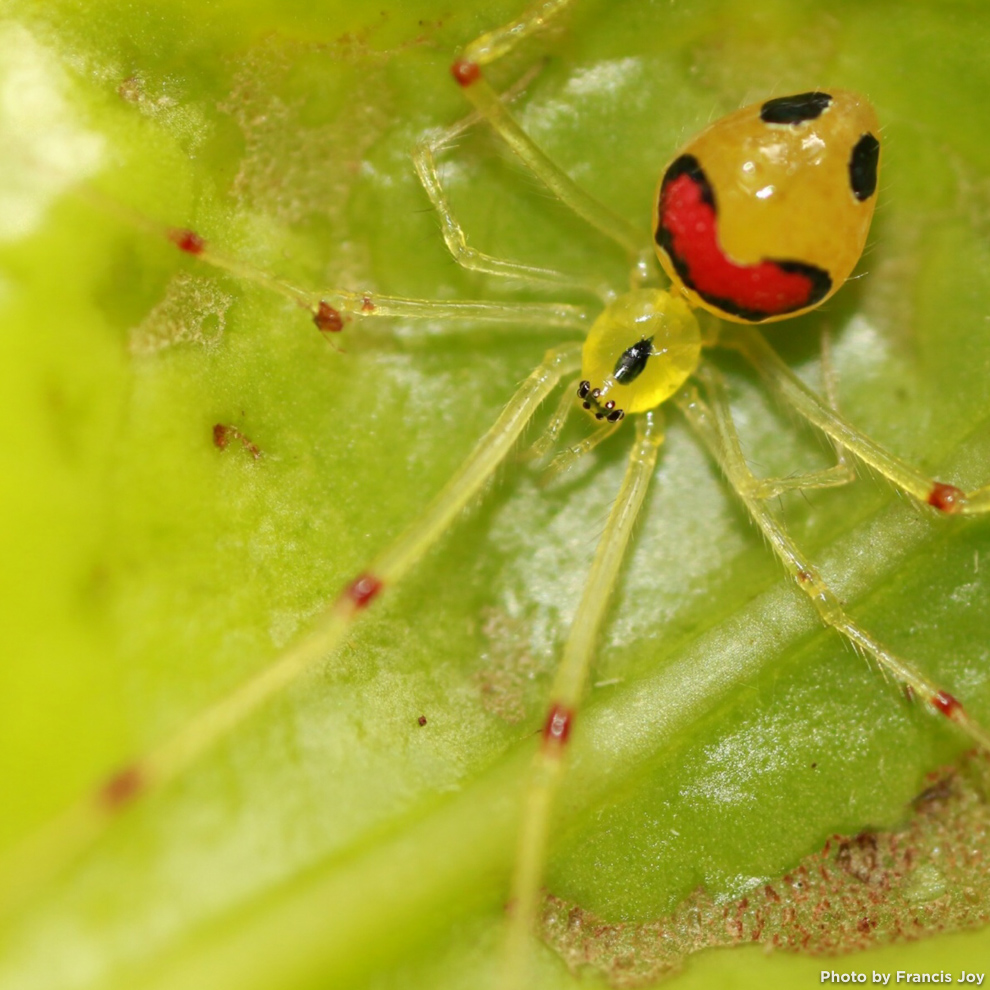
<box><xmin>578</xmin><ymin>290</ymin><xmax>701</xmax><ymax>420</ymax></box>
<box><xmin>653</xmin><ymin>90</ymin><xmax>880</xmax><ymax>323</ymax></box>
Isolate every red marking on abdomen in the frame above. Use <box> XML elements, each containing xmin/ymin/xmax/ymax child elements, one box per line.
<box><xmin>99</xmin><ymin>765</ymin><xmax>144</xmax><ymax>809</ymax></box>
<box><xmin>542</xmin><ymin>703</ymin><xmax>574</xmax><ymax>749</ymax></box>
<box><xmin>927</xmin><ymin>482</ymin><xmax>965</xmax><ymax>513</ymax></box>
<box><xmin>450</xmin><ymin>59</ymin><xmax>481</xmax><ymax>87</ymax></box>
<box><xmin>659</xmin><ymin>171</ymin><xmax>823</xmax><ymax>320</ymax></box>
<box><xmin>932</xmin><ymin>690</ymin><xmax>963</xmax><ymax>720</ymax></box>
<box><xmin>361</xmin><ymin>295</ymin><xmax>375</xmax><ymax>313</ymax></box>
<box><xmin>417</xmin><ymin>715</ymin><xmax>427</xmax><ymax>727</ymax></box>
<box><xmin>343</xmin><ymin>573</ymin><xmax>383</xmax><ymax>610</ymax></box>
<box><xmin>168</xmin><ymin>227</ymin><xmax>205</xmax><ymax>255</ymax></box>
<box><xmin>313</xmin><ymin>301</ymin><xmax>344</xmax><ymax>333</ymax></box>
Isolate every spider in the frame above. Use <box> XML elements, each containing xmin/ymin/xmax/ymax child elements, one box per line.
<box><xmin>3</xmin><ymin>1</ymin><xmax>990</xmax><ymax>988</ymax></box>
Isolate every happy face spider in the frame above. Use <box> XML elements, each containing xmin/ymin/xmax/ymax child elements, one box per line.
<box><xmin>4</xmin><ymin>0</ymin><xmax>990</xmax><ymax>987</ymax></box>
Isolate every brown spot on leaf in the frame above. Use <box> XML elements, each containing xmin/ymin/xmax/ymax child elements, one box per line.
<box><xmin>836</xmin><ymin>831</ymin><xmax>882</xmax><ymax>885</ymax></box>
<box><xmin>213</xmin><ymin>423</ymin><xmax>261</xmax><ymax>460</ymax></box>
<box><xmin>313</xmin><ymin>301</ymin><xmax>345</xmax><ymax>333</ymax></box>
<box><xmin>117</xmin><ymin>75</ymin><xmax>143</xmax><ymax>103</ymax></box>
<box><xmin>541</xmin><ymin>752</ymin><xmax>990</xmax><ymax>987</ymax></box>
<box><xmin>473</xmin><ymin>608</ymin><xmax>545</xmax><ymax>724</ymax></box>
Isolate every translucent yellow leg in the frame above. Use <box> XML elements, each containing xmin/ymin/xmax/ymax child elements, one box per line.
<box><xmin>747</xmin><ymin>456</ymin><xmax>855</xmax><ymax>499</ymax></box>
<box><xmin>742</xmin><ymin>329</ymin><xmax>856</xmax><ymax>500</ymax></box>
<box><xmin>675</xmin><ymin>363</ymin><xmax>990</xmax><ymax>750</ymax></box>
<box><xmin>0</xmin><ymin>343</ymin><xmax>583</xmax><ymax>924</ymax></box>
<box><xmin>451</xmin><ymin>0</ymin><xmax>646</xmax><ymax>264</ymax></box>
<box><xmin>521</xmin><ymin>376</ymin><xmax>580</xmax><ymax>462</ymax></box>
<box><xmin>499</xmin><ymin>409</ymin><xmax>665</xmax><ymax>990</ymax></box>
<box><xmin>722</xmin><ymin>325</ymin><xmax>990</xmax><ymax>515</ymax></box>
<box><xmin>413</xmin><ymin>135</ymin><xmax>608</xmax><ymax>300</ymax></box>
<box><xmin>82</xmin><ymin>188</ymin><xmax>594</xmax><ymax>335</ymax></box>
<box><xmin>541</xmin><ymin>418</ymin><xmax>622</xmax><ymax>484</ymax></box>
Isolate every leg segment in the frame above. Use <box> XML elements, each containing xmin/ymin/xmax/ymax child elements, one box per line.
<box><xmin>0</xmin><ymin>343</ymin><xmax>583</xmax><ymax>923</ymax></box>
<box><xmin>413</xmin><ymin>136</ymin><xmax>608</xmax><ymax>299</ymax></box>
<box><xmin>521</xmin><ymin>375</ymin><xmax>579</xmax><ymax>462</ymax></box>
<box><xmin>174</xmin><ymin>227</ymin><xmax>594</xmax><ymax>335</ymax></box>
<box><xmin>499</xmin><ymin>410</ymin><xmax>665</xmax><ymax>990</ymax></box>
<box><xmin>742</xmin><ymin>329</ymin><xmax>856</xmax><ymax>500</ymax></box>
<box><xmin>721</xmin><ymin>325</ymin><xmax>990</xmax><ymax>515</ymax></box>
<box><xmin>675</xmin><ymin>362</ymin><xmax>990</xmax><ymax>750</ymax></box>
<box><xmin>451</xmin><ymin>1</ymin><xmax>646</xmax><ymax>263</ymax></box>
<box><xmin>541</xmin><ymin>418</ymin><xmax>622</xmax><ymax>484</ymax></box>
<box><xmin>82</xmin><ymin>189</ymin><xmax>594</xmax><ymax>336</ymax></box>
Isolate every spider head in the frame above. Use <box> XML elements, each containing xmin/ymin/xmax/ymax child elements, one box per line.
<box><xmin>579</xmin><ymin>289</ymin><xmax>702</xmax><ymax>421</ymax></box>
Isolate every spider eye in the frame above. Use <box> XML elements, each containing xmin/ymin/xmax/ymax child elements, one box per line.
<box><xmin>612</xmin><ymin>337</ymin><xmax>654</xmax><ymax>384</ymax></box>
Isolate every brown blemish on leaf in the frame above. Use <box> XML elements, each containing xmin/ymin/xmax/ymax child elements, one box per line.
<box><xmin>214</xmin><ymin>38</ymin><xmax>400</xmax><ymax>300</ymax></box>
<box><xmin>117</xmin><ymin>75</ymin><xmax>144</xmax><ymax>104</ymax></box>
<box><xmin>214</xmin><ymin>25</ymin><xmax>434</xmax><ymax>298</ymax></box>
<box><xmin>217</xmin><ymin>36</ymin><xmax>403</xmax><ymax>221</ymax></box>
<box><xmin>116</xmin><ymin>73</ymin><xmax>209</xmax><ymax>146</ymax></box>
<box><xmin>213</xmin><ymin>423</ymin><xmax>262</xmax><ymax>460</ymax></box>
<box><xmin>129</xmin><ymin>271</ymin><xmax>233</xmax><ymax>354</ymax></box>
<box><xmin>541</xmin><ymin>752</ymin><xmax>990</xmax><ymax>988</ymax></box>
<box><xmin>835</xmin><ymin>831</ymin><xmax>882</xmax><ymax>886</ymax></box>
<box><xmin>473</xmin><ymin>607</ymin><xmax>542</xmax><ymax>724</ymax></box>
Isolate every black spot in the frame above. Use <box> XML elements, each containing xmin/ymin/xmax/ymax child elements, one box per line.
<box><xmin>849</xmin><ymin>133</ymin><xmax>880</xmax><ymax>201</ymax></box>
<box><xmin>760</xmin><ymin>91</ymin><xmax>833</xmax><ymax>125</ymax></box>
<box><xmin>613</xmin><ymin>337</ymin><xmax>654</xmax><ymax>385</ymax></box>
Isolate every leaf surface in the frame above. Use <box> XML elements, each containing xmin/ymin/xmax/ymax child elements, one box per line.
<box><xmin>2</xmin><ymin>1</ymin><xmax>990</xmax><ymax>987</ymax></box>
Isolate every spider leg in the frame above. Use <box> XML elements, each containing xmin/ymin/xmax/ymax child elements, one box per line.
<box><xmin>451</xmin><ymin>0</ymin><xmax>648</xmax><ymax>268</ymax></box>
<box><xmin>675</xmin><ymin>362</ymin><xmax>990</xmax><ymax>750</ymax></box>
<box><xmin>819</xmin><ymin>326</ymin><xmax>856</xmax><ymax>478</ymax></box>
<box><xmin>413</xmin><ymin>135</ymin><xmax>609</xmax><ymax>300</ymax></box>
<box><xmin>738</xmin><ymin>328</ymin><xmax>857</xmax><ymax>500</ymax></box>
<box><xmin>520</xmin><ymin>375</ymin><xmax>580</xmax><ymax>463</ymax></box>
<box><xmin>499</xmin><ymin>409</ymin><xmax>665</xmax><ymax>990</ymax></box>
<box><xmin>0</xmin><ymin>342</ymin><xmax>583</xmax><ymax>923</ymax></box>
<box><xmin>540</xmin><ymin>417</ymin><xmax>622</xmax><ymax>484</ymax></box>
<box><xmin>722</xmin><ymin>325</ymin><xmax>990</xmax><ymax>515</ymax></box>
<box><xmin>83</xmin><ymin>188</ymin><xmax>594</xmax><ymax>337</ymax></box>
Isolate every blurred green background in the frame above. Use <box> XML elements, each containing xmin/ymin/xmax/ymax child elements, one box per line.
<box><xmin>1</xmin><ymin>0</ymin><xmax>990</xmax><ymax>987</ymax></box>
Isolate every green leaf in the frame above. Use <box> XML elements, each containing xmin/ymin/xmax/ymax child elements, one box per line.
<box><xmin>2</xmin><ymin>1</ymin><xmax>990</xmax><ymax>988</ymax></box>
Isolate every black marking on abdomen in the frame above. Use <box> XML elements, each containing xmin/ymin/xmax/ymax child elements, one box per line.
<box><xmin>760</xmin><ymin>92</ymin><xmax>832</xmax><ymax>125</ymax></box>
<box><xmin>849</xmin><ymin>133</ymin><xmax>880</xmax><ymax>201</ymax></box>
